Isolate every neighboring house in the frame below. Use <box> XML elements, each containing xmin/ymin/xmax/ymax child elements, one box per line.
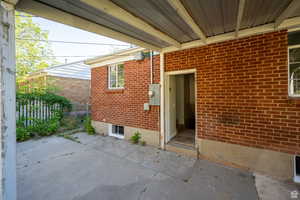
<box><xmin>20</xmin><ymin>61</ymin><xmax>91</xmax><ymax>112</ymax></box>
<box><xmin>86</xmin><ymin>31</ymin><xmax>300</xmax><ymax>181</ymax></box>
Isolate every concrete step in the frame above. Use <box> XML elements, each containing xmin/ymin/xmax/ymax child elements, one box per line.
<box><xmin>166</xmin><ymin>142</ymin><xmax>198</xmax><ymax>158</ymax></box>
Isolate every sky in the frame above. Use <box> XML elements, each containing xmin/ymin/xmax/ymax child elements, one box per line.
<box><xmin>31</xmin><ymin>16</ymin><xmax>132</xmax><ymax>64</ymax></box>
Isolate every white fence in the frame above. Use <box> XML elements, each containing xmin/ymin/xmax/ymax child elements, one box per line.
<box><xmin>16</xmin><ymin>99</ymin><xmax>62</xmax><ymax>127</ymax></box>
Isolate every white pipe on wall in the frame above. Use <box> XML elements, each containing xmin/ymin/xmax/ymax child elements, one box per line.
<box><xmin>160</xmin><ymin>52</ymin><xmax>165</xmax><ymax>149</ymax></box>
<box><xmin>150</xmin><ymin>50</ymin><xmax>153</xmax><ymax>84</ymax></box>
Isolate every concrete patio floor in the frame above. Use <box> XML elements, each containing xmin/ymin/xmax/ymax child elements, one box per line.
<box><xmin>17</xmin><ymin>132</ymin><xmax>298</xmax><ymax>200</ymax></box>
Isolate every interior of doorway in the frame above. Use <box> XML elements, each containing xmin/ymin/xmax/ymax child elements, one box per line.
<box><xmin>166</xmin><ymin>72</ymin><xmax>195</xmax><ymax>147</ymax></box>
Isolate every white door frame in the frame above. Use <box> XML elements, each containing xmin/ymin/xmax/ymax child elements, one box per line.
<box><xmin>164</xmin><ymin>69</ymin><xmax>197</xmax><ymax>145</ymax></box>
<box><xmin>165</xmin><ymin>75</ymin><xmax>177</xmax><ymax>142</ymax></box>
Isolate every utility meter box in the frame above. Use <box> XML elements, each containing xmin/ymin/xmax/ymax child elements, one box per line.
<box><xmin>149</xmin><ymin>84</ymin><xmax>160</xmax><ymax>106</ymax></box>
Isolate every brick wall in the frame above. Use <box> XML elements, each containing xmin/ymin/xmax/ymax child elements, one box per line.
<box><xmin>51</xmin><ymin>76</ymin><xmax>90</xmax><ymax>111</ymax></box>
<box><xmin>91</xmin><ymin>56</ymin><xmax>160</xmax><ymax>131</ymax></box>
<box><xmin>165</xmin><ymin>30</ymin><xmax>300</xmax><ymax>155</ymax></box>
<box><xmin>19</xmin><ymin>75</ymin><xmax>90</xmax><ymax>111</ymax></box>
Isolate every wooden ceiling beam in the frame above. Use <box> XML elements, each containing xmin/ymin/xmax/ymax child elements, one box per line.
<box><xmin>82</xmin><ymin>0</ymin><xmax>181</xmax><ymax>48</ymax></box>
<box><xmin>235</xmin><ymin>0</ymin><xmax>246</xmax><ymax>37</ymax></box>
<box><xmin>166</xmin><ymin>0</ymin><xmax>206</xmax><ymax>42</ymax></box>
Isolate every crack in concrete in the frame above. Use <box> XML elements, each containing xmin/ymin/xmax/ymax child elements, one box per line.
<box><xmin>137</xmin><ymin>185</ymin><xmax>148</xmax><ymax>200</ymax></box>
<box><xmin>179</xmin><ymin>160</ymin><xmax>201</xmax><ymax>183</ymax></box>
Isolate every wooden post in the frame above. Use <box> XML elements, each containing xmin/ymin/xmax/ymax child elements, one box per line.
<box><xmin>0</xmin><ymin>1</ymin><xmax>17</xmax><ymax>200</ymax></box>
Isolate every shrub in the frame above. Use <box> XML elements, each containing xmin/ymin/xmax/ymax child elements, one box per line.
<box><xmin>28</xmin><ymin>112</ymin><xmax>60</xmax><ymax>136</ymax></box>
<box><xmin>17</xmin><ymin>92</ymin><xmax>72</xmax><ymax>112</ymax></box>
<box><xmin>16</xmin><ymin>127</ymin><xmax>31</xmax><ymax>142</ymax></box>
<box><xmin>130</xmin><ymin>132</ymin><xmax>141</xmax><ymax>144</ymax></box>
<box><xmin>47</xmin><ymin>117</ymin><xmax>60</xmax><ymax>134</ymax></box>
<box><xmin>15</xmin><ymin>92</ymin><xmax>72</xmax><ymax>141</ymax></box>
<box><xmin>16</xmin><ymin>117</ymin><xmax>32</xmax><ymax>142</ymax></box>
<box><xmin>84</xmin><ymin>116</ymin><xmax>95</xmax><ymax>135</ymax></box>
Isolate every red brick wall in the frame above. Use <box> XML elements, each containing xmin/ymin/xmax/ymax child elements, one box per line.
<box><xmin>91</xmin><ymin>56</ymin><xmax>160</xmax><ymax>131</ymax></box>
<box><xmin>165</xmin><ymin>30</ymin><xmax>300</xmax><ymax>155</ymax></box>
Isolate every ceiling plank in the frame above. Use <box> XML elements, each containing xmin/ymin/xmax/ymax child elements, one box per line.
<box><xmin>166</xmin><ymin>0</ymin><xmax>206</xmax><ymax>42</ymax></box>
<box><xmin>235</xmin><ymin>0</ymin><xmax>246</xmax><ymax>37</ymax></box>
<box><xmin>16</xmin><ymin>0</ymin><xmax>161</xmax><ymax>51</ymax></box>
<box><xmin>81</xmin><ymin>0</ymin><xmax>181</xmax><ymax>48</ymax></box>
<box><xmin>275</xmin><ymin>0</ymin><xmax>300</xmax><ymax>28</ymax></box>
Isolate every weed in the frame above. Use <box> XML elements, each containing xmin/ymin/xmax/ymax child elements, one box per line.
<box><xmin>140</xmin><ymin>140</ymin><xmax>146</xmax><ymax>146</ymax></box>
<box><xmin>130</xmin><ymin>132</ymin><xmax>141</xmax><ymax>144</ymax></box>
<box><xmin>84</xmin><ymin>116</ymin><xmax>95</xmax><ymax>135</ymax></box>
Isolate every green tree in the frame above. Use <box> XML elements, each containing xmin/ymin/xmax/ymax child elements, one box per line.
<box><xmin>15</xmin><ymin>12</ymin><xmax>58</xmax><ymax>80</ymax></box>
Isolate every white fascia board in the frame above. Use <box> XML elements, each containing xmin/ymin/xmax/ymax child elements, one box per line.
<box><xmin>89</xmin><ymin>55</ymin><xmax>136</xmax><ymax>68</ymax></box>
<box><xmin>86</xmin><ymin>47</ymin><xmax>145</xmax><ymax>66</ymax></box>
<box><xmin>278</xmin><ymin>16</ymin><xmax>300</xmax><ymax>30</ymax></box>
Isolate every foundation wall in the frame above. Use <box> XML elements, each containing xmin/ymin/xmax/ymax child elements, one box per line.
<box><xmin>197</xmin><ymin>138</ymin><xmax>293</xmax><ymax>180</ymax></box>
<box><xmin>91</xmin><ymin>120</ymin><xmax>159</xmax><ymax>146</ymax></box>
<box><xmin>124</xmin><ymin>126</ymin><xmax>159</xmax><ymax>146</ymax></box>
<box><xmin>91</xmin><ymin>120</ymin><xmax>109</xmax><ymax>136</ymax></box>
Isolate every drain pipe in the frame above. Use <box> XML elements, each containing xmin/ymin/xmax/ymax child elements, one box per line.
<box><xmin>160</xmin><ymin>52</ymin><xmax>165</xmax><ymax>150</ymax></box>
<box><xmin>150</xmin><ymin>50</ymin><xmax>153</xmax><ymax>84</ymax></box>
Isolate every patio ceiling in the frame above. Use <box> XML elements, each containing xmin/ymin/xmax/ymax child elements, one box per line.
<box><xmin>16</xmin><ymin>0</ymin><xmax>300</xmax><ymax>52</ymax></box>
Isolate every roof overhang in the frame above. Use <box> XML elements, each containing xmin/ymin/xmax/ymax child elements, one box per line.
<box><xmin>16</xmin><ymin>0</ymin><xmax>300</xmax><ymax>53</ymax></box>
<box><xmin>85</xmin><ymin>47</ymin><xmax>145</xmax><ymax>68</ymax></box>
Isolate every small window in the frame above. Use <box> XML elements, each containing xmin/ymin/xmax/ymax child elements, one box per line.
<box><xmin>108</xmin><ymin>64</ymin><xmax>124</xmax><ymax>89</ymax></box>
<box><xmin>109</xmin><ymin>124</ymin><xmax>124</xmax><ymax>139</ymax></box>
<box><xmin>289</xmin><ymin>31</ymin><xmax>300</xmax><ymax>97</ymax></box>
<box><xmin>294</xmin><ymin>156</ymin><xmax>300</xmax><ymax>183</ymax></box>
<box><xmin>289</xmin><ymin>47</ymin><xmax>300</xmax><ymax>97</ymax></box>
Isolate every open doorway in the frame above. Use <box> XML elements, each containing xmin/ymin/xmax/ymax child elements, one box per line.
<box><xmin>165</xmin><ymin>70</ymin><xmax>196</xmax><ymax>147</ymax></box>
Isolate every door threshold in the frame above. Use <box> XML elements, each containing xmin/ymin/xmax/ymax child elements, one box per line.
<box><xmin>166</xmin><ymin>142</ymin><xmax>197</xmax><ymax>158</ymax></box>
<box><xmin>168</xmin><ymin>140</ymin><xmax>195</xmax><ymax>150</ymax></box>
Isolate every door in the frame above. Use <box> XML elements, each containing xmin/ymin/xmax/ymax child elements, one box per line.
<box><xmin>165</xmin><ymin>75</ymin><xmax>177</xmax><ymax>142</ymax></box>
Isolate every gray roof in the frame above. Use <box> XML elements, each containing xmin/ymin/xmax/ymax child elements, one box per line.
<box><xmin>37</xmin><ymin>61</ymin><xmax>91</xmax><ymax>80</ymax></box>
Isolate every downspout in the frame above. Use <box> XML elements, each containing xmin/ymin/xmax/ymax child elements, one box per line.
<box><xmin>160</xmin><ymin>52</ymin><xmax>165</xmax><ymax>150</ymax></box>
<box><xmin>150</xmin><ymin>50</ymin><xmax>153</xmax><ymax>84</ymax></box>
